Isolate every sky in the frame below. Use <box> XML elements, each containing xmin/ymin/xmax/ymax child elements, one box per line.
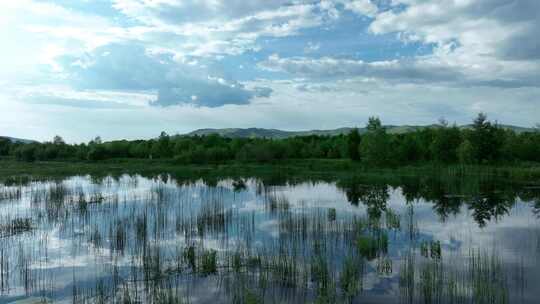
<box><xmin>0</xmin><ymin>0</ymin><xmax>539</xmax><ymax>143</ymax></box>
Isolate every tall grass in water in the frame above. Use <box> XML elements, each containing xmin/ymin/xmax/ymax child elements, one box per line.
<box><xmin>339</xmin><ymin>255</ymin><xmax>364</xmax><ymax>303</ymax></box>
<box><xmin>311</xmin><ymin>254</ymin><xmax>336</xmax><ymax>303</ymax></box>
<box><xmin>399</xmin><ymin>249</ymin><xmax>509</xmax><ymax>304</ymax></box>
<box><xmin>399</xmin><ymin>252</ymin><xmax>416</xmax><ymax>304</ymax></box>
<box><xmin>419</xmin><ymin>259</ymin><xmax>444</xmax><ymax>304</ymax></box>
<box><xmin>469</xmin><ymin>250</ymin><xmax>509</xmax><ymax>304</ymax></box>
<box><xmin>0</xmin><ymin>174</ymin><xmax>533</xmax><ymax>303</ymax></box>
<box><xmin>1</xmin><ymin>216</ymin><xmax>32</xmax><ymax>233</ymax></box>
<box><xmin>265</xmin><ymin>194</ymin><xmax>290</xmax><ymax>213</ymax></box>
<box><xmin>0</xmin><ymin>186</ymin><xmax>22</xmax><ymax>202</ymax></box>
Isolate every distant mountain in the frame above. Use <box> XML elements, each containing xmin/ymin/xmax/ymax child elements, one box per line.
<box><xmin>0</xmin><ymin>136</ymin><xmax>37</xmax><ymax>144</ymax></box>
<box><xmin>187</xmin><ymin>124</ymin><xmax>536</xmax><ymax>139</ymax></box>
<box><xmin>459</xmin><ymin>124</ymin><xmax>535</xmax><ymax>133</ymax></box>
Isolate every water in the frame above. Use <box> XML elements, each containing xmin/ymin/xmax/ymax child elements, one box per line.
<box><xmin>0</xmin><ymin>174</ymin><xmax>538</xmax><ymax>303</ymax></box>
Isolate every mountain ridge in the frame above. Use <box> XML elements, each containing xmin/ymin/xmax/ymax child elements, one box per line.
<box><xmin>186</xmin><ymin>124</ymin><xmax>536</xmax><ymax>139</ymax></box>
<box><xmin>0</xmin><ymin>136</ymin><xmax>37</xmax><ymax>144</ymax></box>
<box><xmin>1</xmin><ymin>124</ymin><xmax>535</xmax><ymax>143</ymax></box>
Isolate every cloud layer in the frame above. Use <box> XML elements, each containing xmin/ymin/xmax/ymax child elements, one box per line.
<box><xmin>0</xmin><ymin>0</ymin><xmax>538</xmax><ymax>142</ymax></box>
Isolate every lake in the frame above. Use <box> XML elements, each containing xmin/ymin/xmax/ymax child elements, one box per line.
<box><xmin>0</xmin><ymin>173</ymin><xmax>538</xmax><ymax>303</ymax></box>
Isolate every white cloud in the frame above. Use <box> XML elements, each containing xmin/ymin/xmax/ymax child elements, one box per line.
<box><xmin>342</xmin><ymin>0</ymin><xmax>378</xmax><ymax>17</ymax></box>
<box><xmin>1</xmin><ymin>0</ymin><xmax>539</xmax><ymax>142</ymax></box>
<box><xmin>0</xmin><ymin>0</ymin><xmax>125</xmax><ymax>86</ymax></box>
<box><xmin>5</xmin><ymin>78</ymin><xmax>538</xmax><ymax>143</ymax></box>
<box><xmin>367</xmin><ymin>0</ymin><xmax>540</xmax><ymax>85</ymax></box>
<box><xmin>261</xmin><ymin>54</ymin><xmax>462</xmax><ymax>83</ymax></box>
<box><xmin>260</xmin><ymin>0</ymin><xmax>540</xmax><ymax>88</ymax></box>
<box><xmin>109</xmin><ymin>0</ymin><xmax>340</xmax><ymax>57</ymax></box>
<box><xmin>262</xmin><ymin>53</ymin><xmax>540</xmax><ymax>88</ymax></box>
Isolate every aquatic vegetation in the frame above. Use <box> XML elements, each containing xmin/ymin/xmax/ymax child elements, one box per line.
<box><xmin>339</xmin><ymin>255</ymin><xmax>364</xmax><ymax>301</ymax></box>
<box><xmin>376</xmin><ymin>256</ymin><xmax>392</xmax><ymax>275</ymax></box>
<box><xmin>356</xmin><ymin>232</ymin><xmax>388</xmax><ymax>260</ymax></box>
<box><xmin>200</xmin><ymin>249</ymin><xmax>218</xmax><ymax>275</ymax></box>
<box><xmin>399</xmin><ymin>252</ymin><xmax>416</xmax><ymax>304</ymax></box>
<box><xmin>419</xmin><ymin>259</ymin><xmax>444</xmax><ymax>304</ymax></box>
<box><xmin>184</xmin><ymin>245</ymin><xmax>197</xmax><ymax>272</ymax></box>
<box><xmin>311</xmin><ymin>254</ymin><xmax>336</xmax><ymax>303</ymax></box>
<box><xmin>327</xmin><ymin>208</ymin><xmax>337</xmax><ymax>221</ymax></box>
<box><xmin>0</xmin><ymin>186</ymin><xmax>22</xmax><ymax>202</ymax></box>
<box><xmin>469</xmin><ymin>250</ymin><xmax>509</xmax><ymax>304</ymax></box>
<box><xmin>266</xmin><ymin>194</ymin><xmax>290</xmax><ymax>213</ymax></box>
<box><xmin>0</xmin><ymin>173</ymin><xmax>536</xmax><ymax>303</ymax></box>
<box><xmin>0</xmin><ymin>217</ymin><xmax>33</xmax><ymax>238</ymax></box>
<box><xmin>420</xmin><ymin>240</ymin><xmax>442</xmax><ymax>260</ymax></box>
<box><xmin>232</xmin><ymin>179</ymin><xmax>247</xmax><ymax>192</ymax></box>
<box><xmin>385</xmin><ymin>208</ymin><xmax>401</xmax><ymax>230</ymax></box>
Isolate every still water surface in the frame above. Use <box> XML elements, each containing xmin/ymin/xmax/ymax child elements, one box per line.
<box><xmin>0</xmin><ymin>174</ymin><xmax>538</xmax><ymax>303</ymax></box>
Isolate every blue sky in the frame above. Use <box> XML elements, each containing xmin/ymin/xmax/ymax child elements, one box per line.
<box><xmin>1</xmin><ymin>0</ymin><xmax>539</xmax><ymax>142</ymax></box>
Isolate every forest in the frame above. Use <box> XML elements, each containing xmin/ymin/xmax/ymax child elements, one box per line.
<box><xmin>2</xmin><ymin>113</ymin><xmax>539</xmax><ymax>166</ymax></box>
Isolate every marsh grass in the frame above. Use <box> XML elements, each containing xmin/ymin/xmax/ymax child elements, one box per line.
<box><xmin>200</xmin><ymin>249</ymin><xmax>218</xmax><ymax>275</ymax></box>
<box><xmin>421</xmin><ymin>240</ymin><xmax>442</xmax><ymax>260</ymax></box>
<box><xmin>399</xmin><ymin>249</ymin><xmax>510</xmax><ymax>304</ymax></box>
<box><xmin>327</xmin><ymin>208</ymin><xmax>336</xmax><ymax>222</ymax></box>
<box><xmin>0</xmin><ymin>172</ymin><xmax>535</xmax><ymax>303</ymax></box>
<box><xmin>266</xmin><ymin>194</ymin><xmax>290</xmax><ymax>213</ymax></box>
<box><xmin>339</xmin><ymin>255</ymin><xmax>364</xmax><ymax>302</ymax></box>
<box><xmin>385</xmin><ymin>208</ymin><xmax>401</xmax><ymax>230</ymax></box>
<box><xmin>469</xmin><ymin>250</ymin><xmax>509</xmax><ymax>304</ymax></box>
<box><xmin>0</xmin><ymin>217</ymin><xmax>33</xmax><ymax>238</ymax></box>
<box><xmin>399</xmin><ymin>252</ymin><xmax>416</xmax><ymax>304</ymax></box>
<box><xmin>356</xmin><ymin>232</ymin><xmax>388</xmax><ymax>260</ymax></box>
<box><xmin>0</xmin><ymin>186</ymin><xmax>22</xmax><ymax>202</ymax></box>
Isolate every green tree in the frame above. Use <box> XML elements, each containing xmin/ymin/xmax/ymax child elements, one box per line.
<box><xmin>430</xmin><ymin>125</ymin><xmax>461</xmax><ymax>163</ymax></box>
<box><xmin>53</xmin><ymin>135</ymin><xmax>65</xmax><ymax>145</ymax></box>
<box><xmin>90</xmin><ymin>136</ymin><xmax>102</xmax><ymax>145</ymax></box>
<box><xmin>366</xmin><ymin>116</ymin><xmax>382</xmax><ymax>132</ymax></box>
<box><xmin>391</xmin><ymin>134</ymin><xmax>418</xmax><ymax>164</ymax></box>
<box><xmin>457</xmin><ymin>139</ymin><xmax>474</xmax><ymax>164</ymax></box>
<box><xmin>15</xmin><ymin>145</ymin><xmax>37</xmax><ymax>162</ymax></box>
<box><xmin>87</xmin><ymin>145</ymin><xmax>107</xmax><ymax>161</ymax></box>
<box><xmin>128</xmin><ymin>141</ymin><xmax>149</xmax><ymax>158</ymax></box>
<box><xmin>0</xmin><ymin>138</ymin><xmax>10</xmax><ymax>156</ymax></box>
<box><xmin>360</xmin><ymin>117</ymin><xmax>390</xmax><ymax>166</ymax></box>
<box><xmin>347</xmin><ymin>128</ymin><xmax>361</xmax><ymax>161</ymax></box>
<box><xmin>152</xmin><ymin>131</ymin><xmax>172</xmax><ymax>158</ymax></box>
<box><xmin>469</xmin><ymin>113</ymin><xmax>503</xmax><ymax>162</ymax></box>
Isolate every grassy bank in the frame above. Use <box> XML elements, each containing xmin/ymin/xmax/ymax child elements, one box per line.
<box><xmin>1</xmin><ymin>158</ymin><xmax>540</xmax><ymax>185</ymax></box>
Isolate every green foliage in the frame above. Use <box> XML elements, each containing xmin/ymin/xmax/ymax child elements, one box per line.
<box><xmin>420</xmin><ymin>240</ymin><xmax>442</xmax><ymax>259</ymax></box>
<box><xmin>430</xmin><ymin>126</ymin><xmax>461</xmax><ymax>163</ymax></box>
<box><xmin>347</xmin><ymin>128</ymin><xmax>361</xmax><ymax>161</ymax></box>
<box><xmin>3</xmin><ymin>114</ymin><xmax>540</xmax><ymax>166</ymax></box>
<box><xmin>0</xmin><ymin>138</ymin><xmax>11</xmax><ymax>156</ymax></box>
<box><xmin>311</xmin><ymin>255</ymin><xmax>336</xmax><ymax>303</ymax></box>
<box><xmin>200</xmin><ymin>249</ymin><xmax>218</xmax><ymax>275</ymax></box>
<box><xmin>357</xmin><ymin>232</ymin><xmax>388</xmax><ymax>260</ymax></box>
<box><xmin>88</xmin><ymin>145</ymin><xmax>107</xmax><ymax>161</ymax></box>
<box><xmin>184</xmin><ymin>246</ymin><xmax>196</xmax><ymax>272</ymax></box>
<box><xmin>468</xmin><ymin>113</ymin><xmax>505</xmax><ymax>162</ymax></box>
<box><xmin>360</xmin><ymin>117</ymin><xmax>390</xmax><ymax>166</ymax></box>
<box><xmin>14</xmin><ymin>144</ymin><xmax>37</xmax><ymax>162</ymax></box>
<box><xmin>327</xmin><ymin>208</ymin><xmax>337</xmax><ymax>221</ymax></box>
<box><xmin>356</xmin><ymin>235</ymin><xmax>378</xmax><ymax>260</ymax></box>
<box><xmin>339</xmin><ymin>255</ymin><xmax>362</xmax><ymax>300</ymax></box>
<box><xmin>457</xmin><ymin>140</ymin><xmax>475</xmax><ymax>164</ymax></box>
<box><xmin>152</xmin><ymin>131</ymin><xmax>173</xmax><ymax>158</ymax></box>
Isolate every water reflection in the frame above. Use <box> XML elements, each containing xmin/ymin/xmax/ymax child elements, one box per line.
<box><xmin>0</xmin><ymin>173</ymin><xmax>538</xmax><ymax>303</ymax></box>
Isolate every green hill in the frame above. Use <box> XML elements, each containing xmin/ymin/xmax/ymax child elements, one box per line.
<box><xmin>187</xmin><ymin>124</ymin><xmax>536</xmax><ymax>139</ymax></box>
<box><xmin>0</xmin><ymin>136</ymin><xmax>37</xmax><ymax>144</ymax></box>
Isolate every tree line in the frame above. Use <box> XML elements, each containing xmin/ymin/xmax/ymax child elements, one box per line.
<box><xmin>1</xmin><ymin>113</ymin><xmax>539</xmax><ymax>166</ymax></box>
